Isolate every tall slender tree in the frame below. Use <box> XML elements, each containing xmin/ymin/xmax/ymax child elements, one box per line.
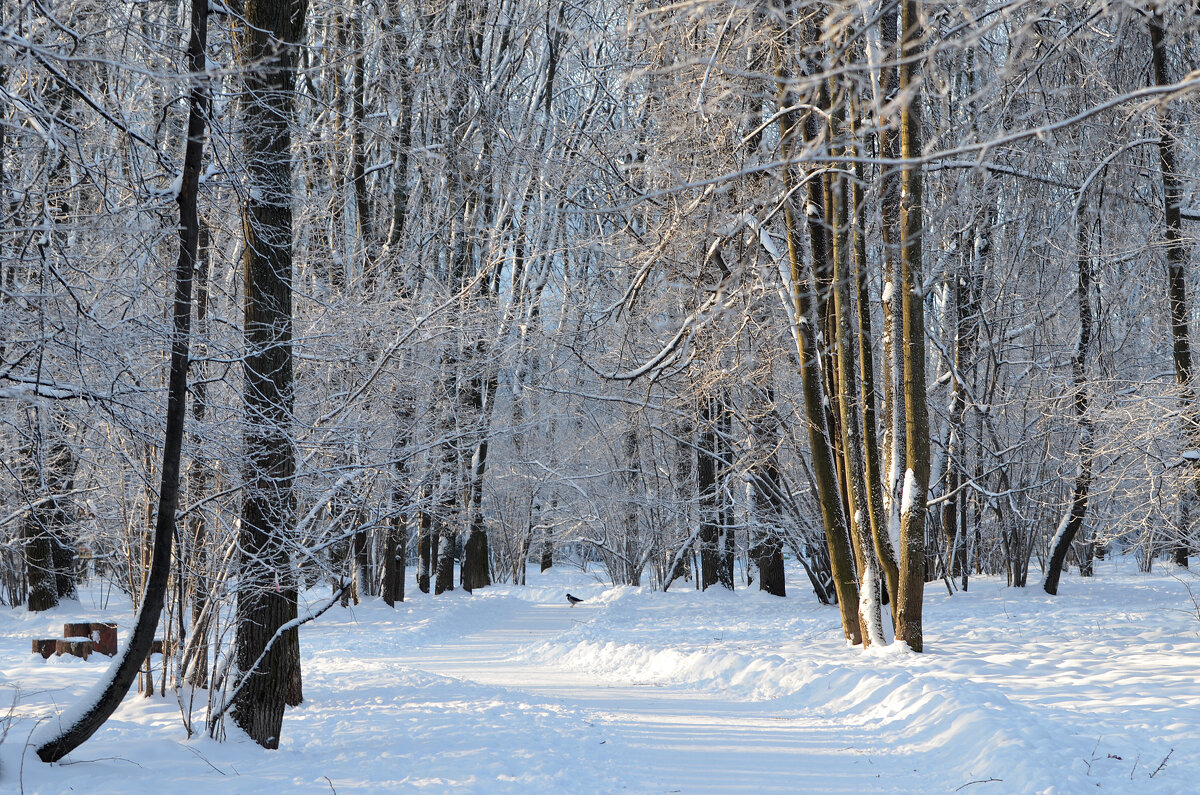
<box><xmin>896</xmin><ymin>0</ymin><xmax>929</xmax><ymax>652</ymax></box>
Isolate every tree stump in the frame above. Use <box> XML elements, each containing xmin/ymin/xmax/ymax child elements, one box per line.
<box><xmin>91</xmin><ymin>622</ymin><xmax>117</xmax><ymax>656</ymax></box>
<box><xmin>32</xmin><ymin>639</ymin><xmax>58</xmax><ymax>659</ymax></box>
<box><xmin>61</xmin><ymin>621</ymin><xmax>118</xmax><ymax>656</ymax></box>
<box><xmin>56</xmin><ymin>638</ymin><xmax>94</xmax><ymax>659</ymax></box>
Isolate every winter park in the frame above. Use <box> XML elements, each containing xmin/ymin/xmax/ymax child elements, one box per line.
<box><xmin>3</xmin><ymin>1</ymin><xmax>1200</xmax><ymax>793</ymax></box>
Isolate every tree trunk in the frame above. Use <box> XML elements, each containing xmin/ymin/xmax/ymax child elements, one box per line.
<box><xmin>879</xmin><ymin>0</ymin><xmax>907</xmax><ymax>607</ymax></box>
<box><xmin>22</xmin><ymin>437</ymin><xmax>59</xmax><ymax>612</ymax></box>
<box><xmin>417</xmin><ymin>500</ymin><xmax>432</xmax><ymax>594</ymax></box>
<box><xmin>460</xmin><ymin>363</ymin><xmax>496</xmax><ymax>592</ymax></box>
<box><xmin>831</xmin><ymin>92</ymin><xmax>884</xmax><ymax>645</ymax></box>
<box><xmin>851</xmin><ymin>104</ymin><xmax>897</xmax><ymax>620</ymax></box>
<box><xmin>435</xmin><ymin>524</ymin><xmax>455</xmax><ymax>594</ymax></box>
<box><xmin>1044</xmin><ymin>205</ymin><xmax>1094</xmax><ymax>595</ymax></box>
<box><xmin>698</xmin><ymin>394</ymin><xmax>726</xmax><ymax>590</ymax></box>
<box><xmin>184</xmin><ymin>224</ymin><xmax>212</xmax><ymax>685</ymax></box>
<box><xmin>381</xmin><ymin>509</ymin><xmax>407</xmax><ymax>605</ymax></box>
<box><xmin>775</xmin><ymin>35</ymin><xmax>861</xmax><ymax>643</ymax></box>
<box><xmin>896</xmin><ymin>0</ymin><xmax>929</xmax><ymax>652</ymax></box>
<box><xmin>34</xmin><ymin>0</ymin><xmax>206</xmax><ymax>760</ymax></box>
<box><xmin>349</xmin><ymin>4</ymin><xmax>373</xmax><ymax>283</ymax></box>
<box><xmin>748</xmin><ymin>384</ymin><xmax>786</xmax><ymax>597</ymax></box>
<box><xmin>942</xmin><ymin>211</ymin><xmax>983</xmax><ymax>591</ymax></box>
<box><xmin>382</xmin><ymin>391</ymin><xmax>412</xmax><ymax>606</ymax></box>
<box><xmin>1151</xmin><ymin>13</ymin><xmax>1194</xmax><ymax>569</ymax></box>
<box><xmin>231</xmin><ymin>0</ymin><xmax>307</xmax><ymax>749</ymax></box>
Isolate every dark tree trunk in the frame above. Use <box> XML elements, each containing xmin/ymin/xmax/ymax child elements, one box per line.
<box><xmin>350</xmin><ymin>4</ymin><xmax>373</xmax><ymax>283</ymax></box>
<box><xmin>21</xmin><ymin>412</ymin><xmax>77</xmax><ymax>609</ymax></box>
<box><xmin>716</xmin><ymin>400</ymin><xmax>735</xmax><ymax>590</ymax></box>
<box><xmin>382</xmin><ymin>471</ymin><xmax>408</xmax><ymax>605</ymax></box>
<box><xmin>1044</xmin><ymin>207</ymin><xmax>1095</xmax><ymax>595</ymax></box>
<box><xmin>382</xmin><ymin>512</ymin><xmax>407</xmax><ymax>605</ymax></box>
<box><xmin>231</xmin><ymin>0</ymin><xmax>307</xmax><ymax>749</ymax></box>
<box><xmin>23</xmin><ymin>488</ymin><xmax>58</xmax><ymax>612</ymax></box>
<box><xmin>460</xmin><ymin>368</ymin><xmax>496</xmax><ymax>592</ymax></box>
<box><xmin>748</xmin><ymin>384</ymin><xmax>786</xmax><ymax>597</ymax></box>
<box><xmin>385</xmin><ymin>21</ymin><xmax>413</xmax><ymax>261</ymax></box>
<box><xmin>698</xmin><ymin>395</ymin><xmax>720</xmax><ymax>590</ymax></box>
<box><xmin>461</xmin><ymin>423</ymin><xmax>492</xmax><ymax>592</ymax></box>
<box><xmin>434</xmin><ymin>515</ymin><xmax>455</xmax><ymax>594</ymax></box>
<box><xmin>460</xmin><ymin>433</ymin><xmax>492</xmax><ymax>592</ymax></box>
<box><xmin>417</xmin><ymin>500</ymin><xmax>432</xmax><ymax>594</ymax></box>
<box><xmin>351</xmin><ymin>527</ymin><xmax>369</xmax><ymax>602</ymax></box>
<box><xmin>540</xmin><ymin>497</ymin><xmax>554</xmax><ymax>571</ymax></box>
<box><xmin>184</xmin><ymin>223</ymin><xmax>212</xmax><ymax>685</ymax></box>
<box><xmin>1151</xmin><ymin>13</ymin><xmax>1194</xmax><ymax>569</ymax></box>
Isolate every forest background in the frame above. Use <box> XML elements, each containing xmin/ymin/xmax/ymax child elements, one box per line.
<box><xmin>2</xmin><ymin>0</ymin><xmax>1199</xmax><ymax>759</ymax></box>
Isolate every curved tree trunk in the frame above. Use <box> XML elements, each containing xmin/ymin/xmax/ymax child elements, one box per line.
<box><xmin>34</xmin><ymin>0</ymin><xmax>207</xmax><ymax>761</ymax></box>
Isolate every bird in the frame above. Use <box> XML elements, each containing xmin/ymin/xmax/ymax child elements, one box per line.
<box><xmin>566</xmin><ymin>593</ymin><xmax>584</xmax><ymax>607</ymax></box>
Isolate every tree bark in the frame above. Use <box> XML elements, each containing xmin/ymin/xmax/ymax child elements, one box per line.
<box><xmin>748</xmin><ymin>383</ymin><xmax>786</xmax><ymax>597</ymax></box>
<box><xmin>232</xmin><ymin>0</ymin><xmax>307</xmax><ymax>748</ymax></box>
<box><xmin>831</xmin><ymin>91</ymin><xmax>884</xmax><ymax>645</ymax></box>
<box><xmin>350</xmin><ymin>4</ymin><xmax>373</xmax><ymax>283</ymax></box>
<box><xmin>22</xmin><ymin>432</ymin><xmax>59</xmax><ymax>612</ymax></box>
<box><xmin>897</xmin><ymin>0</ymin><xmax>929</xmax><ymax>652</ymax></box>
<box><xmin>382</xmin><ymin>386</ymin><xmax>413</xmax><ymax>606</ymax></box>
<box><xmin>417</xmin><ymin>488</ymin><xmax>432</xmax><ymax>594</ymax></box>
<box><xmin>879</xmin><ymin>0</ymin><xmax>907</xmax><ymax>604</ymax></box>
<box><xmin>698</xmin><ymin>393</ymin><xmax>734</xmax><ymax>590</ymax></box>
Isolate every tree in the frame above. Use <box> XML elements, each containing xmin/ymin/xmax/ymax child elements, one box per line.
<box><xmin>231</xmin><ymin>0</ymin><xmax>308</xmax><ymax>748</ymax></box>
<box><xmin>33</xmin><ymin>0</ymin><xmax>209</xmax><ymax>760</ymax></box>
<box><xmin>893</xmin><ymin>0</ymin><xmax>930</xmax><ymax>653</ymax></box>
<box><xmin>1043</xmin><ymin>200</ymin><xmax>1095</xmax><ymax>595</ymax></box>
<box><xmin>1151</xmin><ymin>10</ymin><xmax>1194</xmax><ymax>570</ymax></box>
<box><xmin>774</xmin><ymin>10</ymin><xmax>861</xmax><ymax>644</ymax></box>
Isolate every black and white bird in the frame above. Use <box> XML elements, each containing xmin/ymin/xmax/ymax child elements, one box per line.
<box><xmin>566</xmin><ymin>593</ymin><xmax>584</xmax><ymax>607</ymax></box>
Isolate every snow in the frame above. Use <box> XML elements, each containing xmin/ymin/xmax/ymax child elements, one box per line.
<box><xmin>901</xmin><ymin>467</ymin><xmax>918</xmax><ymax>515</ymax></box>
<box><xmin>2</xmin><ymin>562</ymin><xmax>1198</xmax><ymax>793</ymax></box>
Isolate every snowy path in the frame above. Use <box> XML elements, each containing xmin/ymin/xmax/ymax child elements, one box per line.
<box><xmin>382</xmin><ymin>599</ymin><xmax>911</xmax><ymax>793</ymax></box>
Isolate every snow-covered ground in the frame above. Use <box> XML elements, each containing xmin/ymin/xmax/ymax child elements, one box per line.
<box><xmin>2</xmin><ymin>559</ymin><xmax>1197</xmax><ymax>793</ymax></box>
